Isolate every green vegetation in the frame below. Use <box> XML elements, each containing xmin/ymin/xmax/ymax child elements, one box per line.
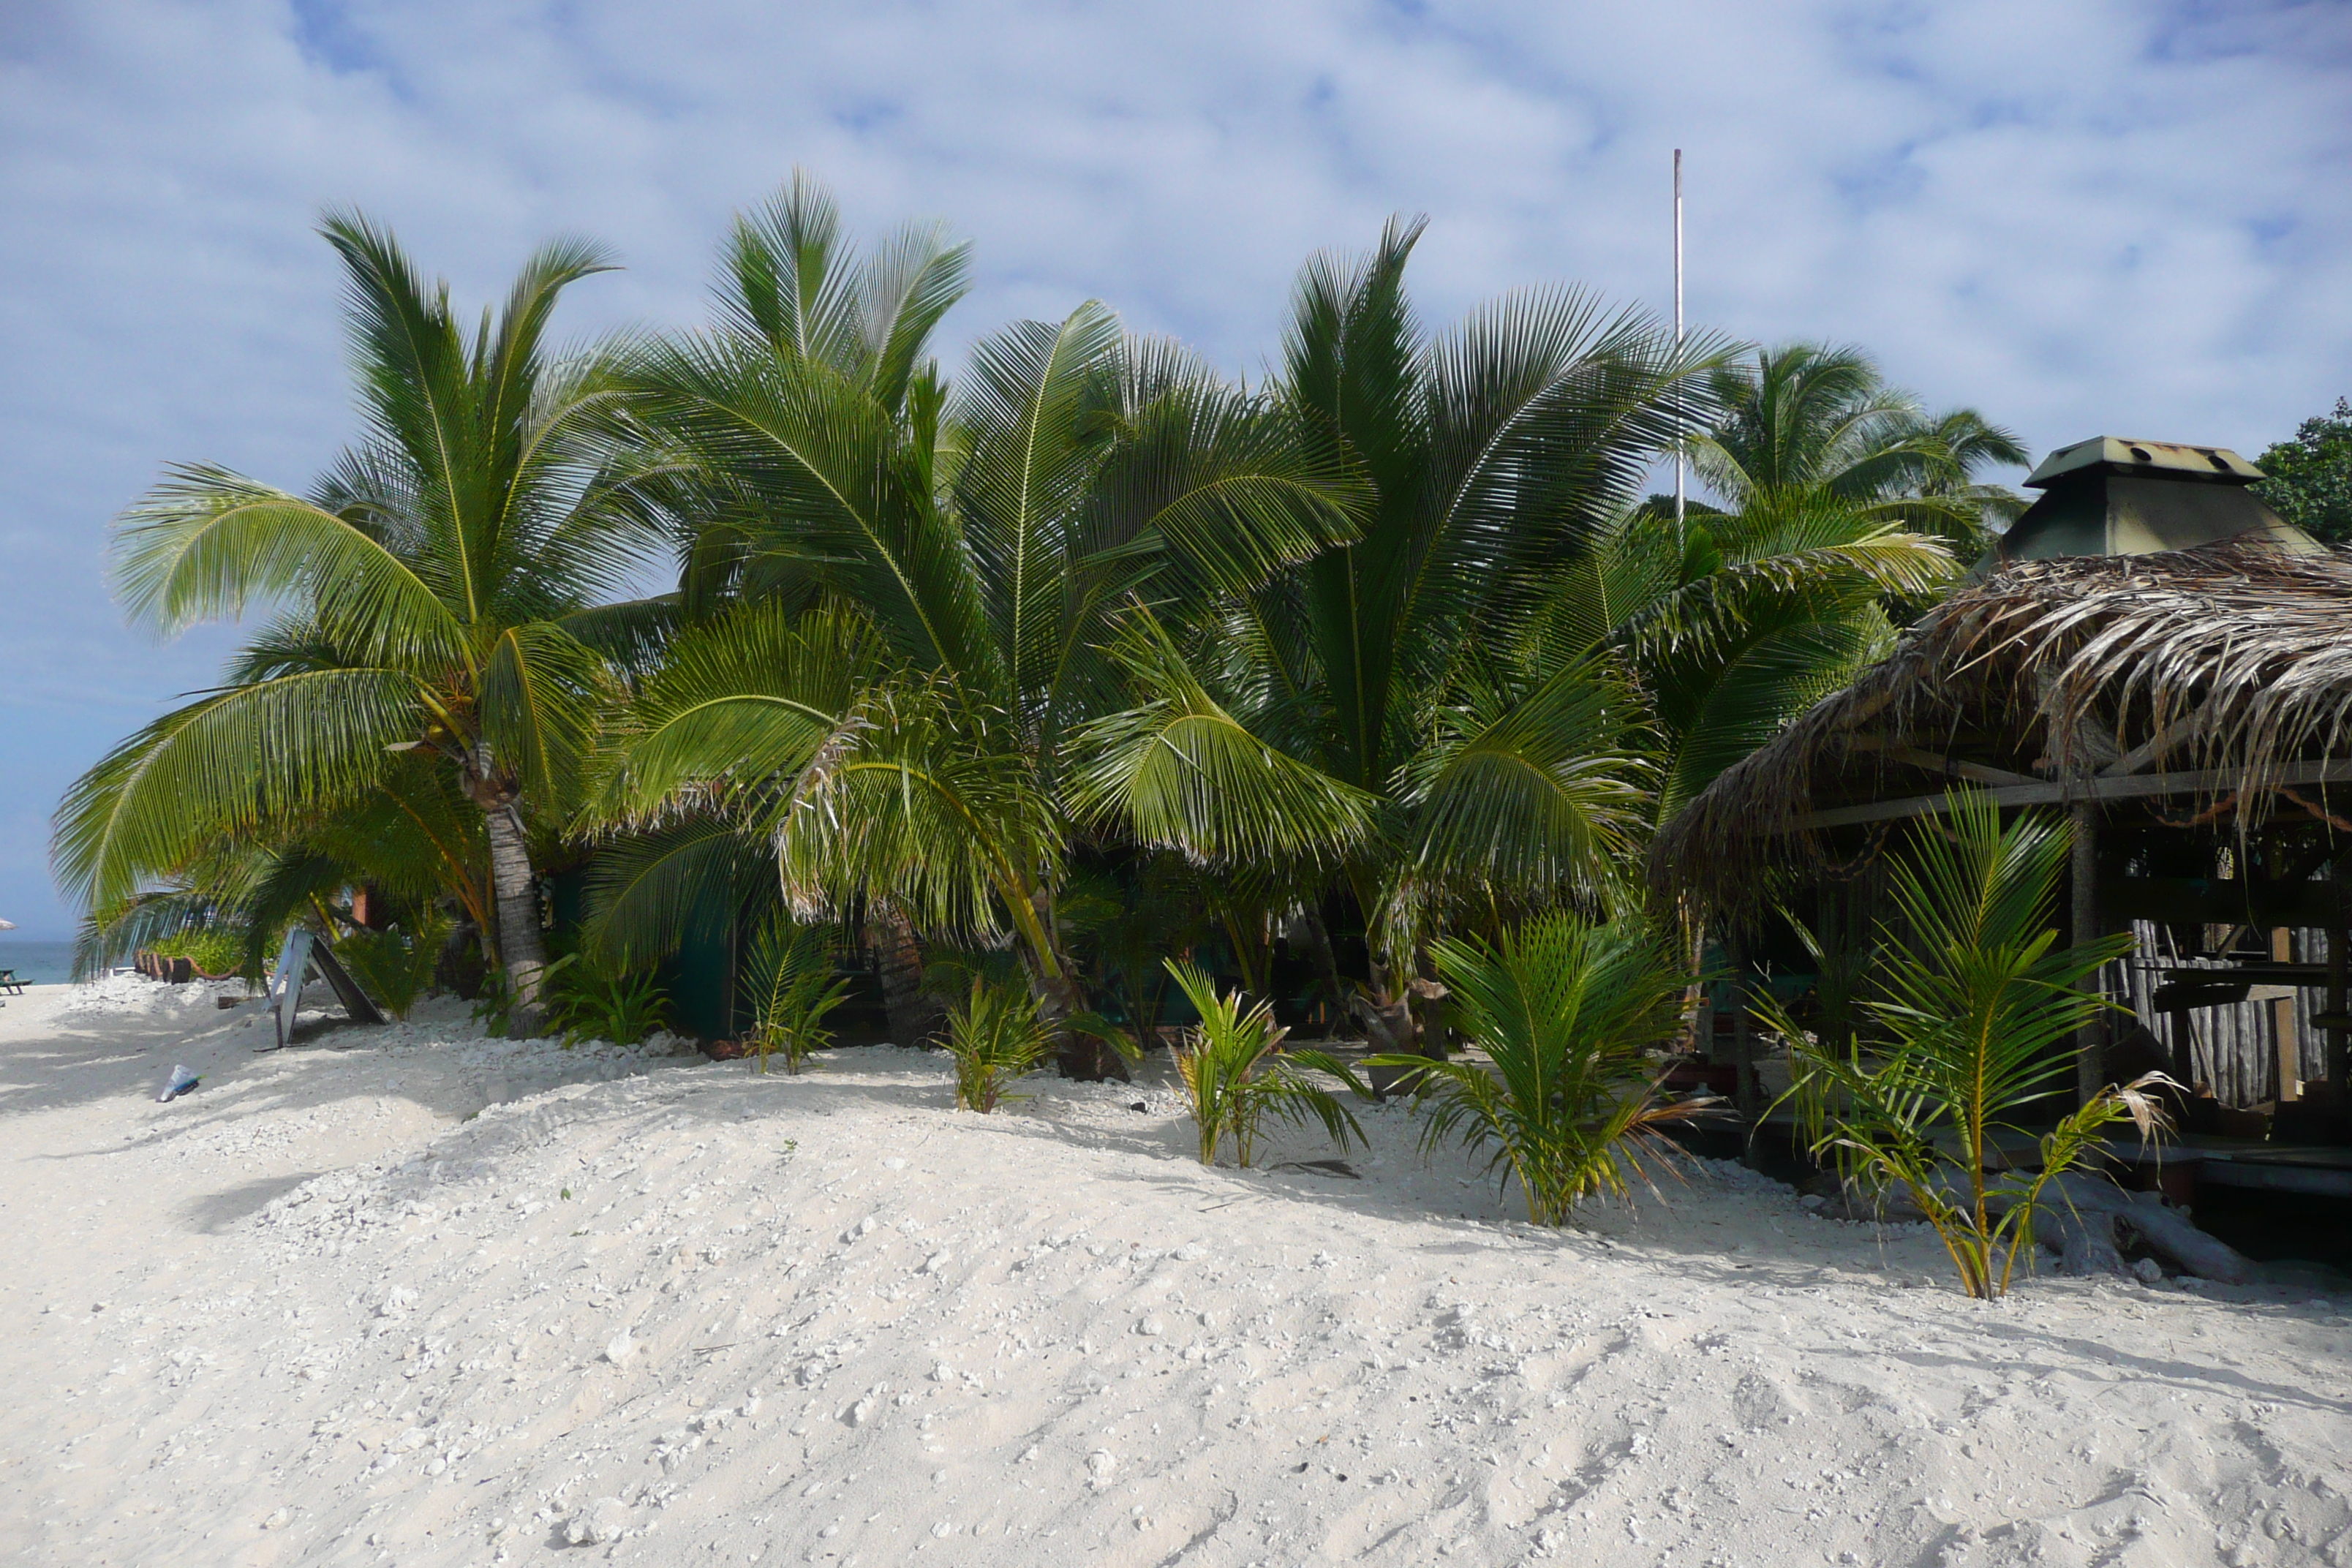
<box><xmin>52</xmin><ymin>214</ymin><xmax>653</xmax><ymax>1034</ymax></box>
<box><xmin>2255</xmin><ymin>396</ymin><xmax>2352</xmax><ymax>546</ymax></box>
<box><xmin>1366</xmin><ymin>913</ymin><xmax>1711</xmax><ymax>1224</ymax></box>
<box><xmin>334</xmin><ymin>914</ymin><xmax>448</xmax><ymax>1020</ymax></box>
<box><xmin>145</xmin><ymin>928</ymin><xmax>249</xmax><ymax>979</ymax></box>
<box><xmin>543</xmin><ymin>951</ymin><xmax>670</xmax><ymax>1048</ymax></box>
<box><xmin>53</xmin><ymin>176</ymin><xmax>2176</xmax><ymax>1289</ymax></box>
<box><xmin>741</xmin><ymin>920</ymin><xmax>853</xmax><ymax>1074</ymax></box>
<box><xmin>943</xmin><ymin>976</ymin><xmax>1054</xmax><ymax>1112</ymax></box>
<box><xmin>1760</xmin><ymin>792</ymin><xmax>2155</xmax><ymax>1300</ymax></box>
<box><xmin>1165</xmin><ymin>962</ymin><xmax>1362</xmax><ymax>1167</ymax></box>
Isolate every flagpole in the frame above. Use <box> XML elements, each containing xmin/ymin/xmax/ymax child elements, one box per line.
<box><xmin>1673</xmin><ymin>148</ymin><xmax>1685</xmax><ymax>542</ymax></box>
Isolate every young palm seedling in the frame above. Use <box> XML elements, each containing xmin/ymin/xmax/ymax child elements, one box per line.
<box><xmin>742</xmin><ymin>919</ymin><xmax>853</xmax><ymax>1074</ymax></box>
<box><xmin>1365</xmin><ymin>913</ymin><xmax>1714</xmax><ymax>1225</ymax></box>
<box><xmin>1758</xmin><ymin>790</ymin><xmax>2161</xmax><ymax>1300</ymax></box>
<box><xmin>1165</xmin><ymin>962</ymin><xmax>1362</xmax><ymax>1167</ymax></box>
<box><xmin>945</xmin><ymin>976</ymin><xmax>1054</xmax><ymax>1112</ymax></box>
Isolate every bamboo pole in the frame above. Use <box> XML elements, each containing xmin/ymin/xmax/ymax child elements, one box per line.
<box><xmin>1672</xmin><ymin>148</ymin><xmax>1684</xmax><ymax>546</ymax></box>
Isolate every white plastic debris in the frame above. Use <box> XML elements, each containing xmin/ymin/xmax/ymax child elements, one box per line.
<box><xmin>156</xmin><ymin>1064</ymin><xmax>200</xmax><ymax>1102</ymax></box>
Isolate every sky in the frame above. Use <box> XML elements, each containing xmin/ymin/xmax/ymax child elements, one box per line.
<box><xmin>1</xmin><ymin>0</ymin><xmax>2348</xmax><ymax>939</ymax></box>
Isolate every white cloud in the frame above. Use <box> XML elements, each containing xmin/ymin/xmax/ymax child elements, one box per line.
<box><xmin>0</xmin><ymin>0</ymin><xmax>2345</xmax><ymax>933</ymax></box>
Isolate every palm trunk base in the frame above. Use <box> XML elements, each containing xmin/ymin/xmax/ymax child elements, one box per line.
<box><xmin>1360</xmin><ymin>994</ymin><xmax>1424</xmax><ymax>1098</ymax></box>
<box><xmin>483</xmin><ymin>802</ymin><xmax>550</xmax><ymax>1039</ymax></box>
<box><xmin>1057</xmin><ymin>1033</ymin><xmax>1131</xmax><ymax>1083</ymax></box>
<box><xmin>871</xmin><ymin>908</ymin><xmax>942</xmax><ymax>1048</ymax></box>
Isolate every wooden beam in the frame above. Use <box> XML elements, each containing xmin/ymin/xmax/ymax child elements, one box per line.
<box><xmin>1872</xmin><ymin>742</ymin><xmax>2033</xmax><ymax>788</ymax></box>
<box><xmin>2099</xmin><ymin>694</ymin><xmax>2220</xmax><ymax>778</ymax></box>
<box><xmin>1792</xmin><ymin>758</ymin><xmax>2352</xmax><ymax>832</ymax></box>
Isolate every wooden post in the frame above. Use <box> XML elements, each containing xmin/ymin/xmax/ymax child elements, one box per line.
<box><xmin>2166</xmin><ymin>1002</ymin><xmax>2197</xmax><ymax>1087</ymax></box>
<box><xmin>2071</xmin><ymin>799</ymin><xmax>2103</xmax><ymax>1107</ymax></box>
<box><xmin>1692</xmin><ymin>944</ymin><xmax>1714</xmax><ymax>1061</ymax></box>
<box><xmin>1730</xmin><ymin>935</ymin><xmax>1759</xmax><ymax>1139</ymax></box>
<box><xmin>2272</xmin><ymin>927</ymin><xmax>2301</xmax><ymax>1103</ymax></box>
<box><xmin>2330</xmin><ymin>858</ymin><xmax>2350</xmax><ymax>1098</ymax></box>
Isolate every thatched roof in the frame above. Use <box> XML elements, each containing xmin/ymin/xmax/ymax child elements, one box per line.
<box><xmin>1651</xmin><ymin>540</ymin><xmax>2352</xmax><ymax>915</ymax></box>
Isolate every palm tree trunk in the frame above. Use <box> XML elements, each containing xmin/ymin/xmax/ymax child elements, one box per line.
<box><xmin>1294</xmin><ymin>905</ymin><xmax>1345</xmax><ymax>1036</ymax></box>
<box><xmin>1014</xmin><ymin>887</ymin><xmax>1126</xmax><ymax>1082</ymax></box>
<box><xmin>484</xmin><ymin>804</ymin><xmax>549</xmax><ymax>1037</ymax></box>
<box><xmin>1357</xmin><ymin>983</ymin><xmax>1421</xmax><ymax>1098</ymax></box>
<box><xmin>870</xmin><ymin>905</ymin><xmax>940</xmax><ymax>1047</ymax></box>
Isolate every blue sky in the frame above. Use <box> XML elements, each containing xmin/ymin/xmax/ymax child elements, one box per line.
<box><xmin>1</xmin><ymin>0</ymin><xmax>2348</xmax><ymax>938</ymax></box>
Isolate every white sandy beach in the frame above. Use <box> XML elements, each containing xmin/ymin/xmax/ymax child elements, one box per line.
<box><xmin>3</xmin><ymin>979</ymin><xmax>2349</xmax><ymax>1567</ymax></box>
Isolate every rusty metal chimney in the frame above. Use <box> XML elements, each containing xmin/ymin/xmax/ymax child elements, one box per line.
<box><xmin>1999</xmin><ymin>437</ymin><xmax>2317</xmax><ymax>560</ymax></box>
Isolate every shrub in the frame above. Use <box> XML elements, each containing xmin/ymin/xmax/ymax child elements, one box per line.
<box><xmin>1760</xmin><ymin>791</ymin><xmax>2159</xmax><ymax>1299</ymax></box>
<box><xmin>1365</xmin><ymin>913</ymin><xmax>1711</xmax><ymax>1225</ymax></box>
<box><xmin>943</xmin><ymin>976</ymin><xmax>1053</xmax><ymax>1112</ymax></box>
<box><xmin>544</xmin><ymin>952</ymin><xmax>669</xmax><ymax>1048</ymax></box>
<box><xmin>150</xmin><ymin>928</ymin><xmax>249</xmax><ymax>980</ymax></box>
<box><xmin>1165</xmin><ymin>962</ymin><xmax>1362</xmax><ymax>1166</ymax></box>
<box><xmin>742</xmin><ymin>920</ymin><xmax>852</xmax><ymax>1074</ymax></box>
<box><xmin>336</xmin><ymin>913</ymin><xmax>449</xmax><ymax>1020</ymax></box>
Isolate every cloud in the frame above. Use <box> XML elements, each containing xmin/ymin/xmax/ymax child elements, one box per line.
<box><xmin>1</xmin><ymin>0</ymin><xmax>2346</xmax><ymax>934</ymax></box>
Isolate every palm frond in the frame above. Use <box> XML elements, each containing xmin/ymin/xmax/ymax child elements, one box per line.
<box><xmin>1069</xmin><ymin>609</ymin><xmax>1377</xmax><ymax>868</ymax></box>
<box><xmin>1397</xmin><ymin>651</ymin><xmax>1654</xmax><ymax>905</ymax></box>
<box><xmin>53</xmin><ymin>668</ymin><xmax>424</xmax><ymax>912</ymax></box>
<box><xmin>111</xmin><ymin>465</ymin><xmax>466</xmax><ymax>668</ymax></box>
<box><xmin>592</xmin><ymin>599</ymin><xmax>881</xmax><ymax>823</ymax></box>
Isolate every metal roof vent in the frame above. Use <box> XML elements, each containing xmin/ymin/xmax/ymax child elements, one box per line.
<box><xmin>2001</xmin><ymin>436</ymin><xmax>2315</xmax><ymax>561</ymax></box>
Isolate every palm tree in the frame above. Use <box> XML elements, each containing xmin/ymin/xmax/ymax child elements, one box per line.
<box><xmin>1686</xmin><ymin>342</ymin><xmax>2029</xmax><ymax>551</ymax></box>
<box><xmin>1073</xmin><ymin>228</ymin><xmax>1964</xmax><ymax>1054</ymax></box>
<box><xmin>53</xmin><ymin>214</ymin><xmax>657</xmax><ymax>1035</ymax></box>
<box><xmin>1074</xmin><ymin>220</ymin><xmax>1719</xmax><ymax>1054</ymax></box>
<box><xmin>1549</xmin><ymin>488</ymin><xmax>1960</xmax><ymax>827</ymax></box>
<box><xmin>587</xmin><ymin>178</ymin><xmax>1362</xmax><ymax>1077</ymax></box>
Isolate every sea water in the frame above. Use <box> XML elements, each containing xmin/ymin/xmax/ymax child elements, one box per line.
<box><xmin>0</xmin><ymin>943</ymin><xmax>78</xmax><ymax>986</ymax></box>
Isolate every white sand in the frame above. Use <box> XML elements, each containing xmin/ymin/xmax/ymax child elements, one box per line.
<box><xmin>4</xmin><ymin>979</ymin><xmax>2349</xmax><ymax>1567</ymax></box>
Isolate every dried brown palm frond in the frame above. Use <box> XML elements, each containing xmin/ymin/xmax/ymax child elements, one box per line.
<box><xmin>1652</xmin><ymin>540</ymin><xmax>2352</xmax><ymax>916</ymax></box>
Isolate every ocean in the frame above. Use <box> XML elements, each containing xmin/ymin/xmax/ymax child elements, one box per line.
<box><xmin>0</xmin><ymin>942</ymin><xmax>79</xmax><ymax>986</ymax></box>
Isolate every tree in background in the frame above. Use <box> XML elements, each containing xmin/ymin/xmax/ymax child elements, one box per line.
<box><xmin>53</xmin><ymin>216</ymin><xmax>664</xmax><ymax>1034</ymax></box>
<box><xmin>2255</xmin><ymin>397</ymin><xmax>2352</xmax><ymax>546</ymax></box>
<box><xmin>1686</xmin><ymin>342</ymin><xmax>2028</xmax><ymax>558</ymax></box>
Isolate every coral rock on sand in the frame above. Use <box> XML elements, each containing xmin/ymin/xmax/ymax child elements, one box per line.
<box><xmin>2</xmin><ymin>983</ymin><xmax>2349</xmax><ymax>1568</ymax></box>
<box><xmin>565</xmin><ymin>1496</ymin><xmax>632</xmax><ymax>1545</ymax></box>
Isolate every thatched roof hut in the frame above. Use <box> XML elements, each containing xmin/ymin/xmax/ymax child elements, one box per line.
<box><xmin>1651</xmin><ymin>540</ymin><xmax>2352</xmax><ymax>917</ymax></box>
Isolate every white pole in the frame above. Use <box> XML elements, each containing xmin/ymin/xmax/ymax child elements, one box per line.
<box><xmin>1673</xmin><ymin>148</ymin><xmax>1685</xmax><ymax>539</ymax></box>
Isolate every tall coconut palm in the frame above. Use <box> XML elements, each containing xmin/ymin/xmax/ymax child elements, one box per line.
<box><xmin>53</xmin><ymin>214</ymin><xmax>657</xmax><ymax>1035</ymax></box>
<box><xmin>1543</xmin><ymin>487</ymin><xmax>1961</xmax><ymax>826</ymax></box>
<box><xmin>1071</xmin><ymin>225</ymin><xmax>1957</xmax><ymax>1054</ymax></box>
<box><xmin>587</xmin><ymin>179</ymin><xmax>1364</xmax><ymax>1076</ymax></box>
<box><xmin>1687</xmin><ymin>342</ymin><xmax>2029</xmax><ymax>551</ymax></box>
<box><xmin>1073</xmin><ymin>220</ymin><xmax>1708</xmax><ymax>1052</ymax></box>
